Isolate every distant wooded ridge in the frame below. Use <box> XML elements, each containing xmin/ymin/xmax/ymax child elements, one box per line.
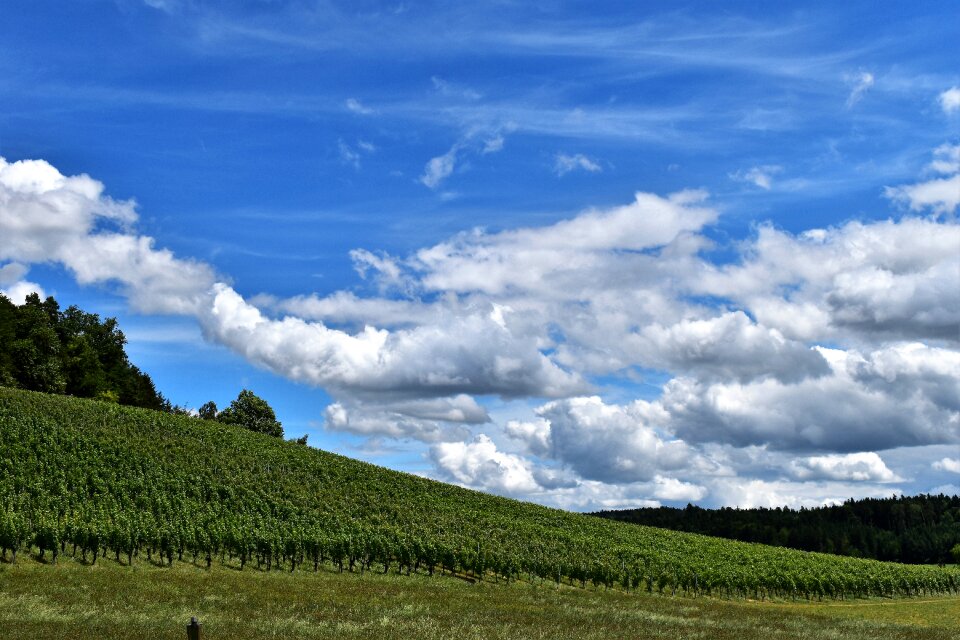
<box><xmin>592</xmin><ymin>494</ymin><xmax>960</xmax><ymax>565</ymax></box>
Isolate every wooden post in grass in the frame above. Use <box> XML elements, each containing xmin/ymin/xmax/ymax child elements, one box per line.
<box><xmin>186</xmin><ymin>616</ymin><xmax>202</xmax><ymax>640</ymax></box>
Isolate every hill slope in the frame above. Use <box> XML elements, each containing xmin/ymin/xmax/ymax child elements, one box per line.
<box><xmin>1</xmin><ymin>388</ymin><xmax>956</xmax><ymax>600</ymax></box>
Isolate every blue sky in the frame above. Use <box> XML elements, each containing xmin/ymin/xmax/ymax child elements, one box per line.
<box><xmin>1</xmin><ymin>1</ymin><xmax>958</xmax><ymax>510</ymax></box>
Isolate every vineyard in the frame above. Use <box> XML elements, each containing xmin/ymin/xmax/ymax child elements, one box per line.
<box><xmin>1</xmin><ymin>387</ymin><xmax>957</xmax><ymax>602</ymax></box>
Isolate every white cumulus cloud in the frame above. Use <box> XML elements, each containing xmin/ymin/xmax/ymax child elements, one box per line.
<box><xmin>885</xmin><ymin>175</ymin><xmax>960</xmax><ymax>215</ymax></box>
<box><xmin>885</xmin><ymin>143</ymin><xmax>960</xmax><ymax>215</ymax></box>
<box><xmin>708</xmin><ymin>478</ymin><xmax>900</xmax><ymax>509</ymax></box>
<box><xmin>939</xmin><ymin>87</ymin><xmax>960</xmax><ymax>114</ymax></box>
<box><xmin>790</xmin><ymin>452</ymin><xmax>901</xmax><ymax>482</ymax></box>
<box><xmin>933</xmin><ymin>457</ymin><xmax>960</xmax><ymax>474</ymax></box>
<box><xmin>0</xmin><ymin>157</ymin><xmax>215</xmax><ymax>314</ymax></box>
<box><xmin>324</xmin><ymin>400</ymin><xmax>472</xmax><ymax>442</ymax></box>
<box><xmin>659</xmin><ymin>343</ymin><xmax>960</xmax><ymax>452</ymax></box>
<box><xmin>698</xmin><ymin>216</ymin><xmax>960</xmax><ymax>342</ymax></box>
<box><xmin>0</xmin><ymin>261</ymin><xmax>45</xmax><ymax>302</ymax></box>
<box><xmin>0</xmin><ymin>279</ymin><xmax>45</xmax><ymax>304</ymax></box>
<box><xmin>431</xmin><ymin>434</ymin><xmax>541</xmax><ymax>494</ymax></box>
<box><xmin>201</xmin><ymin>283</ymin><xmax>586</xmax><ymax>400</ymax></box>
<box><xmin>532</xmin><ymin>396</ymin><xmax>693</xmax><ymax>483</ymax></box>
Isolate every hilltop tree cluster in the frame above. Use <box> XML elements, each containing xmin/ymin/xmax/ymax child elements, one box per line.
<box><xmin>0</xmin><ymin>293</ymin><xmax>285</xmax><ymax>440</ymax></box>
<box><xmin>0</xmin><ymin>293</ymin><xmax>168</xmax><ymax>411</ymax></box>
<box><xmin>198</xmin><ymin>390</ymin><xmax>284</xmax><ymax>439</ymax></box>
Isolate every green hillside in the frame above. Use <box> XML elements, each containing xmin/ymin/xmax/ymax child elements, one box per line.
<box><xmin>1</xmin><ymin>387</ymin><xmax>957</xmax><ymax>601</ymax></box>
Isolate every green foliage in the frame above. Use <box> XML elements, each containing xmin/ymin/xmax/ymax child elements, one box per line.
<box><xmin>0</xmin><ymin>293</ymin><xmax>169</xmax><ymax>411</ymax></box>
<box><xmin>595</xmin><ymin>496</ymin><xmax>960</xmax><ymax>565</ymax></box>
<box><xmin>0</xmin><ymin>295</ymin><xmax>17</xmax><ymax>387</ymax></box>
<box><xmin>952</xmin><ymin>544</ymin><xmax>960</xmax><ymax>564</ymax></box>
<box><xmin>1</xmin><ymin>388</ymin><xmax>957</xmax><ymax>601</ymax></box>
<box><xmin>96</xmin><ymin>390</ymin><xmax>120</xmax><ymax>404</ymax></box>
<box><xmin>9</xmin><ymin>295</ymin><xmax>66</xmax><ymax>394</ymax></box>
<box><xmin>198</xmin><ymin>401</ymin><xmax>218</xmax><ymax>421</ymax></box>
<box><xmin>217</xmin><ymin>389</ymin><xmax>283</xmax><ymax>438</ymax></box>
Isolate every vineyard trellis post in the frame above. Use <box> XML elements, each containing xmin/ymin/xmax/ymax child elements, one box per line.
<box><xmin>186</xmin><ymin>616</ymin><xmax>201</xmax><ymax>639</ymax></box>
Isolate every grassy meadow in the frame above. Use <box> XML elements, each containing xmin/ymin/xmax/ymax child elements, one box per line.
<box><xmin>1</xmin><ymin>553</ymin><xmax>957</xmax><ymax>640</ymax></box>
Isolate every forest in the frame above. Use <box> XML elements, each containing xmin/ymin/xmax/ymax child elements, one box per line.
<box><xmin>593</xmin><ymin>495</ymin><xmax>960</xmax><ymax>565</ymax></box>
<box><xmin>0</xmin><ymin>293</ymin><xmax>168</xmax><ymax>411</ymax></box>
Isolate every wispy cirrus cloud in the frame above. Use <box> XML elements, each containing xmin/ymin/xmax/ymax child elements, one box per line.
<box><xmin>345</xmin><ymin>97</ymin><xmax>375</xmax><ymax>115</ymax></box>
<box><xmin>553</xmin><ymin>153</ymin><xmax>602</xmax><ymax>176</ymax></box>
<box><xmin>419</xmin><ymin>143</ymin><xmax>461</xmax><ymax>189</ymax></box>
<box><xmin>845</xmin><ymin>71</ymin><xmax>874</xmax><ymax>108</ymax></box>
<box><xmin>419</xmin><ymin>124</ymin><xmax>512</xmax><ymax>189</ymax></box>
<box><xmin>730</xmin><ymin>165</ymin><xmax>782</xmax><ymax>189</ymax></box>
<box><xmin>338</xmin><ymin>139</ymin><xmax>376</xmax><ymax>170</ymax></box>
<box><xmin>482</xmin><ymin>134</ymin><xmax>504</xmax><ymax>154</ymax></box>
<box><xmin>431</xmin><ymin>76</ymin><xmax>482</xmax><ymax>101</ymax></box>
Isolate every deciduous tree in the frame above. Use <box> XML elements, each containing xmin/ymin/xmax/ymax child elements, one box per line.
<box><xmin>217</xmin><ymin>389</ymin><xmax>283</xmax><ymax>438</ymax></box>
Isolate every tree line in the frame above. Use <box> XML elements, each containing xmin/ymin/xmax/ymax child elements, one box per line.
<box><xmin>593</xmin><ymin>495</ymin><xmax>960</xmax><ymax>565</ymax></box>
<box><xmin>0</xmin><ymin>293</ymin><xmax>168</xmax><ymax>410</ymax></box>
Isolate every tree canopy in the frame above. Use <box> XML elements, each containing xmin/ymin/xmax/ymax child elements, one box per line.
<box><xmin>0</xmin><ymin>293</ymin><xmax>168</xmax><ymax>411</ymax></box>
<box><xmin>216</xmin><ymin>389</ymin><xmax>283</xmax><ymax>438</ymax></box>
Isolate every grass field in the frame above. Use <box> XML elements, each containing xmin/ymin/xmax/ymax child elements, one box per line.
<box><xmin>1</xmin><ymin>554</ymin><xmax>956</xmax><ymax>640</ymax></box>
